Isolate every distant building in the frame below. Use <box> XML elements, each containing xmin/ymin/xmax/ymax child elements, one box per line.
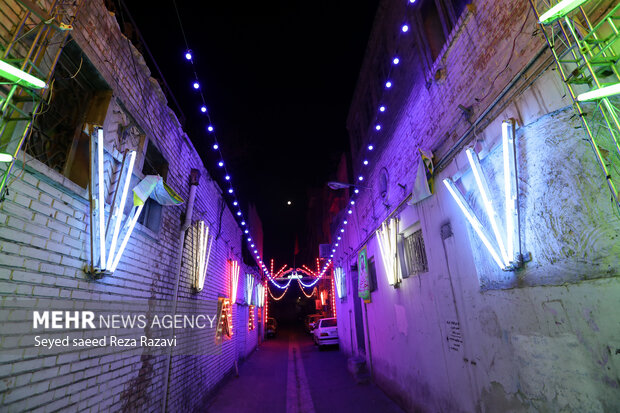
<box><xmin>333</xmin><ymin>0</ymin><xmax>620</xmax><ymax>411</ymax></box>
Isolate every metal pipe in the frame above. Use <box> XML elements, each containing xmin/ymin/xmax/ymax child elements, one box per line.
<box><xmin>162</xmin><ymin>169</ymin><xmax>200</xmax><ymax>413</ymax></box>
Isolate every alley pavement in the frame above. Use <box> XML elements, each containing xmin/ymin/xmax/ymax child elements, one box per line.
<box><xmin>204</xmin><ymin>325</ymin><xmax>404</xmax><ymax>413</ymax></box>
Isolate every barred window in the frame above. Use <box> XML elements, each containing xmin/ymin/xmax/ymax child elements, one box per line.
<box><xmin>401</xmin><ymin>229</ymin><xmax>428</xmax><ymax>277</ymax></box>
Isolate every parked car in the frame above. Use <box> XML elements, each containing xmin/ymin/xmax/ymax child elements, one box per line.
<box><xmin>313</xmin><ymin>318</ymin><xmax>338</xmax><ymax>349</ymax></box>
<box><xmin>305</xmin><ymin>314</ymin><xmax>323</xmax><ymax>333</ymax></box>
<box><xmin>266</xmin><ymin>317</ymin><xmax>277</xmax><ymax>337</ymax></box>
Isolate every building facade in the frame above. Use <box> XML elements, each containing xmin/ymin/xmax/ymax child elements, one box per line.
<box><xmin>0</xmin><ymin>0</ymin><xmax>264</xmax><ymax>411</ymax></box>
<box><xmin>334</xmin><ymin>0</ymin><xmax>620</xmax><ymax>411</ymax></box>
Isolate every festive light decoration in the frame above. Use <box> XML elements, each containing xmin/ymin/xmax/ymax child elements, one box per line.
<box><xmin>0</xmin><ymin>60</ymin><xmax>47</xmax><ymax>89</ymax></box>
<box><xmin>538</xmin><ymin>0</ymin><xmax>588</xmax><ymax>24</ymax></box>
<box><xmin>230</xmin><ymin>260</ymin><xmax>240</xmax><ymax>304</ymax></box>
<box><xmin>297</xmin><ymin>279</ymin><xmax>317</xmax><ymax>298</ymax></box>
<box><xmin>334</xmin><ymin>266</ymin><xmax>346</xmax><ymax>299</ymax></box>
<box><xmin>326</xmin><ymin>0</ymin><xmax>423</xmax><ymax>285</ymax></box>
<box><xmin>502</xmin><ymin>120</ymin><xmax>521</xmax><ymax>264</ymax></box>
<box><xmin>263</xmin><ymin>281</ymin><xmax>269</xmax><ymax>321</ymax></box>
<box><xmin>256</xmin><ymin>283</ymin><xmax>265</xmax><ymax>307</ymax></box>
<box><xmin>443</xmin><ymin>178</ymin><xmax>505</xmax><ymax>269</ymax></box>
<box><xmin>185</xmin><ymin>50</ymin><xmax>192</xmax><ymax>60</ymax></box>
<box><xmin>245</xmin><ymin>273</ymin><xmax>255</xmax><ymax>304</ymax></box>
<box><xmin>577</xmin><ymin>83</ymin><xmax>620</xmax><ymax>102</ymax></box>
<box><xmin>192</xmin><ymin>220</ymin><xmax>213</xmax><ymax>292</ymax></box>
<box><xmin>444</xmin><ymin>120</ymin><xmax>522</xmax><ymax>270</ymax></box>
<box><xmin>216</xmin><ymin>297</ymin><xmax>232</xmax><ymax>342</ymax></box>
<box><xmin>320</xmin><ymin>290</ymin><xmax>328</xmax><ymax>306</ymax></box>
<box><xmin>466</xmin><ymin>148</ymin><xmax>510</xmax><ymax>266</ymax></box>
<box><xmin>268</xmin><ymin>284</ymin><xmax>289</xmax><ymax>300</ymax></box>
<box><xmin>377</xmin><ymin>218</ymin><xmax>401</xmax><ymax>285</ymax></box>
<box><xmin>89</xmin><ymin>126</ymin><xmax>162</xmax><ymax>275</ymax></box>
<box><xmin>0</xmin><ymin>153</ymin><xmax>13</xmax><ymax>162</ymax></box>
<box><xmin>248</xmin><ymin>305</ymin><xmax>255</xmax><ymax>330</ymax></box>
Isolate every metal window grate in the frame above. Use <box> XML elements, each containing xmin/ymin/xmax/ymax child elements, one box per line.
<box><xmin>402</xmin><ymin>229</ymin><xmax>428</xmax><ymax>276</ymax></box>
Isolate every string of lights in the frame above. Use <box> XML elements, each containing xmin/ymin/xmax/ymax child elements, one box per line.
<box><xmin>297</xmin><ymin>279</ymin><xmax>317</xmax><ymax>298</ymax></box>
<box><xmin>172</xmin><ymin>2</ymin><xmax>273</xmax><ymax>277</ymax></box>
<box><xmin>327</xmin><ymin>0</ymin><xmax>416</xmax><ymax>268</ymax></box>
<box><xmin>268</xmin><ymin>284</ymin><xmax>290</xmax><ymax>301</ymax></box>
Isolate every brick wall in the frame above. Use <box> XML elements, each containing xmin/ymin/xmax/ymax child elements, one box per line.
<box><xmin>0</xmin><ymin>1</ymin><xmax>261</xmax><ymax>412</ymax></box>
<box><xmin>336</xmin><ymin>0</ymin><xmax>620</xmax><ymax>411</ymax></box>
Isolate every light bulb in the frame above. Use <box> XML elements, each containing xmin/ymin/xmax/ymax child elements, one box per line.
<box><xmin>233</xmin><ymin>201</ymin><xmax>238</xmax><ymax>206</ymax></box>
<box><xmin>225</xmin><ymin>175</ymin><xmax>230</xmax><ymax>180</ymax></box>
<box><xmin>385</xmin><ymin>81</ymin><xmax>392</xmax><ymax>88</ymax></box>
<box><xmin>244</xmin><ymin>229</ymin><xmax>249</xmax><ymax>234</ymax></box>
<box><xmin>368</xmin><ymin>144</ymin><xmax>374</xmax><ymax>151</ymax></box>
<box><xmin>201</xmin><ymin>106</ymin><xmax>207</xmax><ymax>113</ymax></box>
<box><xmin>354</xmin><ymin>188</ymin><xmax>359</xmax><ymax>194</ymax></box>
<box><xmin>208</xmin><ymin>125</ymin><xmax>214</xmax><ymax>132</ymax></box>
<box><xmin>375</xmin><ymin>124</ymin><xmax>381</xmax><ymax>131</ymax></box>
<box><xmin>379</xmin><ymin>106</ymin><xmax>386</xmax><ymax>112</ymax></box>
<box><xmin>241</xmin><ymin>221</ymin><xmax>246</xmax><ymax>226</ymax></box>
<box><xmin>393</xmin><ymin>57</ymin><xmax>400</xmax><ymax>65</ymax></box>
<box><xmin>348</xmin><ymin>210</ymin><xmax>352</xmax><ymax>214</ymax></box>
<box><xmin>228</xmin><ymin>188</ymin><xmax>233</xmax><ymax>193</ymax></box>
<box><xmin>218</xmin><ymin>161</ymin><xmax>224</xmax><ymax>167</ymax></box>
<box><xmin>185</xmin><ymin>51</ymin><xmax>192</xmax><ymax>60</ymax></box>
<box><xmin>363</xmin><ymin>160</ymin><xmax>368</xmax><ymax>165</ymax></box>
<box><xmin>237</xmin><ymin>211</ymin><xmax>241</xmax><ymax>216</ymax></box>
<box><xmin>358</xmin><ymin>176</ymin><xmax>364</xmax><ymax>181</ymax></box>
<box><xmin>193</xmin><ymin>82</ymin><xmax>199</xmax><ymax>89</ymax></box>
<box><xmin>351</xmin><ymin>200</ymin><xmax>355</xmax><ymax>205</ymax></box>
<box><xmin>344</xmin><ymin>220</ymin><xmax>348</xmax><ymax>224</ymax></box>
<box><xmin>213</xmin><ymin>143</ymin><xmax>219</xmax><ymax>150</ymax></box>
<box><xmin>401</xmin><ymin>24</ymin><xmax>409</xmax><ymax>32</ymax></box>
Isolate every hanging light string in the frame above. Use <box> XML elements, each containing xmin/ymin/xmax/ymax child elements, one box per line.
<box><xmin>297</xmin><ymin>279</ymin><xmax>317</xmax><ymax>298</ymax></box>
<box><xmin>268</xmin><ymin>284</ymin><xmax>290</xmax><ymax>301</ymax></box>
<box><xmin>327</xmin><ymin>0</ymin><xmax>415</xmax><ymax>269</ymax></box>
<box><xmin>172</xmin><ymin>0</ymin><xmax>273</xmax><ymax>277</ymax></box>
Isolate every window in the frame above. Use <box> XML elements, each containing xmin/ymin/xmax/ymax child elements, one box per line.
<box><xmin>28</xmin><ymin>38</ymin><xmax>111</xmax><ymax>188</ymax></box>
<box><xmin>137</xmin><ymin>139</ymin><xmax>168</xmax><ymax>233</ymax></box>
<box><xmin>400</xmin><ymin>229</ymin><xmax>428</xmax><ymax>277</ymax></box>
<box><xmin>415</xmin><ymin>0</ymin><xmax>470</xmax><ymax>66</ymax></box>
<box><xmin>420</xmin><ymin>0</ymin><xmax>447</xmax><ymax>61</ymax></box>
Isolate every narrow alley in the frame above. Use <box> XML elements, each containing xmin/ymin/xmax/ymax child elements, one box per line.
<box><xmin>205</xmin><ymin>325</ymin><xmax>403</xmax><ymax>413</ymax></box>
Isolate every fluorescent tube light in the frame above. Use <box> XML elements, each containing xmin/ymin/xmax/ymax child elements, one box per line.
<box><xmin>443</xmin><ymin>178</ymin><xmax>505</xmax><ymax>269</ymax></box>
<box><xmin>97</xmin><ymin>128</ymin><xmax>107</xmax><ymax>269</ymax></box>
<box><xmin>466</xmin><ymin>148</ymin><xmax>510</xmax><ymax>266</ymax></box>
<box><xmin>109</xmin><ymin>204</ymin><xmax>144</xmax><ymax>273</ymax></box>
<box><xmin>577</xmin><ymin>83</ymin><xmax>620</xmax><ymax>101</ymax></box>
<box><xmin>0</xmin><ymin>60</ymin><xmax>46</xmax><ymax>89</ymax></box>
<box><xmin>106</xmin><ymin>151</ymin><xmax>136</xmax><ymax>270</ymax></box>
<box><xmin>538</xmin><ymin>0</ymin><xmax>588</xmax><ymax>25</ymax></box>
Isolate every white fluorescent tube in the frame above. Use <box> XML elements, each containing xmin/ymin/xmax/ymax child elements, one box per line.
<box><xmin>538</xmin><ymin>0</ymin><xmax>588</xmax><ymax>25</ymax></box>
<box><xmin>444</xmin><ymin>179</ymin><xmax>505</xmax><ymax>269</ymax></box>
<box><xmin>0</xmin><ymin>60</ymin><xmax>47</xmax><ymax>89</ymax></box>
<box><xmin>106</xmin><ymin>151</ymin><xmax>136</xmax><ymax>270</ymax></box>
<box><xmin>97</xmin><ymin>128</ymin><xmax>107</xmax><ymax>269</ymax></box>
<box><xmin>466</xmin><ymin>148</ymin><xmax>510</xmax><ymax>266</ymax></box>
<box><xmin>110</xmin><ymin>204</ymin><xmax>144</xmax><ymax>273</ymax></box>
<box><xmin>502</xmin><ymin>122</ymin><xmax>514</xmax><ymax>262</ymax></box>
<box><xmin>577</xmin><ymin>83</ymin><xmax>620</xmax><ymax>102</ymax></box>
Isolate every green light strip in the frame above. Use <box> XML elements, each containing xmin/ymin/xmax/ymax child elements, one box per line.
<box><xmin>0</xmin><ymin>60</ymin><xmax>46</xmax><ymax>89</ymax></box>
<box><xmin>539</xmin><ymin>0</ymin><xmax>589</xmax><ymax>25</ymax></box>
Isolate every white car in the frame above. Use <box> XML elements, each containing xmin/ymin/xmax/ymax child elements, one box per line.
<box><xmin>313</xmin><ymin>318</ymin><xmax>338</xmax><ymax>348</ymax></box>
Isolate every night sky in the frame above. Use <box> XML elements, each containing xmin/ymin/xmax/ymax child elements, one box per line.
<box><xmin>120</xmin><ymin>0</ymin><xmax>379</xmax><ymax>266</ymax></box>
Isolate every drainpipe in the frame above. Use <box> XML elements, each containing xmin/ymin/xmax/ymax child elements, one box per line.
<box><xmin>162</xmin><ymin>169</ymin><xmax>200</xmax><ymax>413</ymax></box>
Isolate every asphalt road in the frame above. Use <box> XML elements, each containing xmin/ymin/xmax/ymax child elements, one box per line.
<box><xmin>204</xmin><ymin>324</ymin><xmax>404</xmax><ymax>413</ymax></box>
